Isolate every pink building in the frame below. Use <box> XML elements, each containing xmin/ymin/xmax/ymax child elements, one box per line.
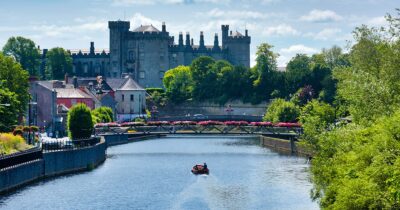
<box><xmin>55</xmin><ymin>88</ymin><xmax>95</xmax><ymax>109</ymax></box>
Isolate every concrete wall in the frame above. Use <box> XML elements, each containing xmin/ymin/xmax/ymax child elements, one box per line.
<box><xmin>260</xmin><ymin>135</ymin><xmax>310</xmax><ymax>156</ymax></box>
<box><xmin>43</xmin><ymin>141</ymin><xmax>106</xmax><ymax>177</ymax></box>
<box><xmin>0</xmin><ymin>140</ymin><xmax>106</xmax><ymax>194</ymax></box>
<box><xmin>101</xmin><ymin>134</ymin><xmax>129</xmax><ymax>146</ymax></box>
<box><xmin>0</xmin><ymin>160</ymin><xmax>44</xmax><ymax>193</ymax></box>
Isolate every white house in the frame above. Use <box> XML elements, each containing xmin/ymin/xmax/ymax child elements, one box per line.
<box><xmin>113</xmin><ymin>75</ymin><xmax>146</xmax><ymax>121</ymax></box>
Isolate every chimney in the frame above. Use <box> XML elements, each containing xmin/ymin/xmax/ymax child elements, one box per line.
<box><xmin>73</xmin><ymin>76</ymin><xmax>78</xmax><ymax>88</ymax></box>
<box><xmin>214</xmin><ymin>33</ymin><xmax>219</xmax><ymax>47</ymax></box>
<box><xmin>199</xmin><ymin>31</ymin><xmax>205</xmax><ymax>47</ymax></box>
<box><xmin>90</xmin><ymin>42</ymin><xmax>95</xmax><ymax>54</ymax></box>
<box><xmin>245</xmin><ymin>29</ymin><xmax>248</xmax><ymax>36</ymax></box>
<box><xmin>162</xmin><ymin>22</ymin><xmax>166</xmax><ymax>32</ymax></box>
<box><xmin>191</xmin><ymin>38</ymin><xmax>194</xmax><ymax>46</ymax></box>
<box><xmin>178</xmin><ymin>32</ymin><xmax>183</xmax><ymax>46</ymax></box>
<box><xmin>185</xmin><ymin>32</ymin><xmax>190</xmax><ymax>46</ymax></box>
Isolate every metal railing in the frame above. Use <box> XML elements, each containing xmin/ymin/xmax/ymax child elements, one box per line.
<box><xmin>41</xmin><ymin>137</ymin><xmax>101</xmax><ymax>152</ymax></box>
<box><xmin>0</xmin><ymin>147</ymin><xmax>42</xmax><ymax>169</ymax></box>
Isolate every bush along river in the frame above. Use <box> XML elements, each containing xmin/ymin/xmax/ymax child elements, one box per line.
<box><xmin>0</xmin><ymin>135</ymin><xmax>318</xmax><ymax>210</ymax></box>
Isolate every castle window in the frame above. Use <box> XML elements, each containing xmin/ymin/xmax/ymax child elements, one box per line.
<box><xmin>130</xmin><ymin>94</ymin><xmax>134</xmax><ymax>101</ymax></box>
<box><xmin>139</xmin><ymin>71</ymin><xmax>145</xmax><ymax>79</ymax></box>
<box><xmin>122</xmin><ymin>94</ymin><xmax>124</xmax><ymax>101</ymax></box>
<box><xmin>128</xmin><ymin>51</ymin><xmax>134</xmax><ymax>61</ymax></box>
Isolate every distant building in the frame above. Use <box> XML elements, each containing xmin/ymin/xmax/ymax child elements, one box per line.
<box><xmin>66</xmin><ymin>21</ymin><xmax>250</xmax><ymax>88</ymax></box>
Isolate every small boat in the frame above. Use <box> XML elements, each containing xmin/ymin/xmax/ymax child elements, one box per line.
<box><xmin>191</xmin><ymin>164</ymin><xmax>209</xmax><ymax>175</ymax></box>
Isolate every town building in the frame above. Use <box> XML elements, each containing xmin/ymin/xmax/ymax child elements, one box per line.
<box><xmin>69</xmin><ymin>21</ymin><xmax>251</xmax><ymax>88</ymax></box>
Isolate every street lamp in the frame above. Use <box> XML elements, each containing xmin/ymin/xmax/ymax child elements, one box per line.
<box><xmin>28</xmin><ymin>101</ymin><xmax>38</xmax><ymax>145</ymax></box>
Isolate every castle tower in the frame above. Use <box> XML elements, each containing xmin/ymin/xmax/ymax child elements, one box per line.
<box><xmin>108</xmin><ymin>21</ymin><xmax>130</xmax><ymax>78</ymax></box>
<box><xmin>222</xmin><ymin>25</ymin><xmax>251</xmax><ymax>67</ymax></box>
<box><xmin>221</xmin><ymin>25</ymin><xmax>229</xmax><ymax>49</ymax></box>
<box><xmin>213</xmin><ymin>33</ymin><xmax>220</xmax><ymax>51</ymax></box>
<box><xmin>90</xmin><ymin>42</ymin><xmax>95</xmax><ymax>55</ymax></box>
<box><xmin>178</xmin><ymin>32</ymin><xmax>184</xmax><ymax>46</ymax></box>
<box><xmin>199</xmin><ymin>31</ymin><xmax>206</xmax><ymax>51</ymax></box>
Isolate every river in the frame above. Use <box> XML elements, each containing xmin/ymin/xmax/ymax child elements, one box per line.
<box><xmin>0</xmin><ymin>135</ymin><xmax>318</xmax><ymax>210</ymax></box>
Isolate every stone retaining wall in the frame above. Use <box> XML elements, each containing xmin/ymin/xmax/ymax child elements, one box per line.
<box><xmin>0</xmin><ymin>140</ymin><xmax>106</xmax><ymax>194</ymax></box>
<box><xmin>260</xmin><ymin>135</ymin><xmax>310</xmax><ymax>156</ymax></box>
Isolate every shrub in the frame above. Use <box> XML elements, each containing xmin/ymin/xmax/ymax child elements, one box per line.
<box><xmin>0</xmin><ymin>133</ymin><xmax>30</xmax><ymax>154</ymax></box>
<box><xmin>13</xmin><ymin>128</ymin><xmax>23</xmax><ymax>136</ymax></box>
<box><xmin>263</xmin><ymin>99</ymin><xmax>300</xmax><ymax>123</ymax></box>
<box><xmin>67</xmin><ymin>103</ymin><xmax>93</xmax><ymax>139</ymax></box>
<box><xmin>30</xmin><ymin>126</ymin><xmax>39</xmax><ymax>132</ymax></box>
<box><xmin>91</xmin><ymin>107</ymin><xmax>113</xmax><ymax>124</ymax></box>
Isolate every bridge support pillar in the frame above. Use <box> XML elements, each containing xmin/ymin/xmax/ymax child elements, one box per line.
<box><xmin>290</xmin><ymin>137</ymin><xmax>297</xmax><ymax>154</ymax></box>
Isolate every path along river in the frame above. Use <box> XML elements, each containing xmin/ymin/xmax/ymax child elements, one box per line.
<box><xmin>0</xmin><ymin>135</ymin><xmax>318</xmax><ymax>210</ymax></box>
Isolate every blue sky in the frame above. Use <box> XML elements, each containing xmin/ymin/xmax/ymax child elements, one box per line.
<box><xmin>0</xmin><ymin>0</ymin><xmax>397</xmax><ymax>66</ymax></box>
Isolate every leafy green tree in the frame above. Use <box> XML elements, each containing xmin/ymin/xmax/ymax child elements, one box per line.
<box><xmin>163</xmin><ymin>65</ymin><xmax>193</xmax><ymax>103</ymax></box>
<box><xmin>190</xmin><ymin>56</ymin><xmax>217</xmax><ymax>101</ymax></box>
<box><xmin>252</xmin><ymin>43</ymin><xmax>279</xmax><ymax>102</ymax></box>
<box><xmin>263</xmin><ymin>98</ymin><xmax>300</xmax><ymax>122</ymax></box>
<box><xmin>67</xmin><ymin>103</ymin><xmax>93</xmax><ymax>139</ymax></box>
<box><xmin>285</xmin><ymin>54</ymin><xmax>312</xmax><ymax>94</ymax></box>
<box><xmin>2</xmin><ymin>36</ymin><xmax>40</xmax><ymax>76</ymax></box>
<box><xmin>92</xmin><ymin>107</ymin><xmax>114</xmax><ymax>124</ymax></box>
<box><xmin>0</xmin><ymin>85</ymin><xmax>19</xmax><ymax>132</ymax></box>
<box><xmin>299</xmin><ymin>100</ymin><xmax>335</xmax><ymax>151</ymax></box>
<box><xmin>217</xmin><ymin>65</ymin><xmax>253</xmax><ymax>103</ymax></box>
<box><xmin>334</xmin><ymin>25</ymin><xmax>400</xmax><ymax>124</ymax></box>
<box><xmin>45</xmin><ymin>47</ymin><xmax>72</xmax><ymax>80</ymax></box>
<box><xmin>0</xmin><ymin>52</ymin><xmax>29</xmax><ymax>121</ymax></box>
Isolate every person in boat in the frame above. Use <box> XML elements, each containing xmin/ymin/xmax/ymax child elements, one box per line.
<box><xmin>203</xmin><ymin>162</ymin><xmax>207</xmax><ymax>170</ymax></box>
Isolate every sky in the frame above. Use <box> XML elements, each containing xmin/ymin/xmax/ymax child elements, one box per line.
<box><xmin>0</xmin><ymin>0</ymin><xmax>397</xmax><ymax>67</ymax></box>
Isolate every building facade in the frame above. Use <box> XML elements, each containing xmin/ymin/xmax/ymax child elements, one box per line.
<box><xmin>71</xmin><ymin>21</ymin><xmax>251</xmax><ymax>88</ymax></box>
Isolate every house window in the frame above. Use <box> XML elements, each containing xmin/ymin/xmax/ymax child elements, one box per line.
<box><xmin>139</xmin><ymin>71</ymin><xmax>145</xmax><ymax>79</ymax></box>
<box><xmin>130</xmin><ymin>94</ymin><xmax>134</xmax><ymax>101</ymax></box>
<box><xmin>122</xmin><ymin>94</ymin><xmax>124</xmax><ymax>101</ymax></box>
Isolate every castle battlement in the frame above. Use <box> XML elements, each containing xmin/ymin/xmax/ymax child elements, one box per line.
<box><xmin>70</xmin><ymin>20</ymin><xmax>250</xmax><ymax>88</ymax></box>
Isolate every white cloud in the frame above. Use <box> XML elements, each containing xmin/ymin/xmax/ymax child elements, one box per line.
<box><xmin>305</xmin><ymin>28</ymin><xmax>341</xmax><ymax>40</ymax></box>
<box><xmin>112</xmin><ymin>0</ymin><xmax>230</xmax><ymax>6</ymax></box>
<box><xmin>280</xmin><ymin>44</ymin><xmax>318</xmax><ymax>54</ymax></box>
<box><xmin>263</xmin><ymin>24</ymin><xmax>299</xmax><ymax>36</ymax></box>
<box><xmin>300</xmin><ymin>9</ymin><xmax>343</xmax><ymax>22</ymax></box>
<box><xmin>129</xmin><ymin>13</ymin><xmax>162</xmax><ymax>29</ymax></box>
<box><xmin>200</xmin><ymin>8</ymin><xmax>270</xmax><ymax>19</ymax></box>
<box><xmin>367</xmin><ymin>16</ymin><xmax>387</xmax><ymax>27</ymax></box>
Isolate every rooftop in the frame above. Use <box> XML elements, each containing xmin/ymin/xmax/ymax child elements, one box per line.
<box><xmin>54</xmin><ymin>88</ymin><xmax>92</xmax><ymax>99</ymax></box>
<box><xmin>133</xmin><ymin>25</ymin><xmax>160</xmax><ymax>33</ymax></box>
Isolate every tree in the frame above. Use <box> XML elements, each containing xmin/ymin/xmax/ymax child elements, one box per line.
<box><xmin>190</xmin><ymin>56</ymin><xmax>217</xmax><ymax>100</ymax></box>
<box><xmin>0</xmin><ymin>52</ymin><xmax>30</xmax><ymax>122</ymax></box>
<box><xmin>92</xmin><ymin>107</ymin><xmax>114</xmax><ymax>124</ymax></box>
<box><xmin>263</xmin><ymin>98</ymin><xmax>300</xmax><ymax>123</ymax></box>
<box><xmin>67</xmin><ymin>103</ymin><xmax>93</xmax><ymax>139</ymax></box>
<box><xmin>285</xmin><ymin>54</ymin><xmax>312</xmax><ymax>94</ymax></box>
<box><xmin>0</xmin><ymin>85</ymin><xmax>19</xmax><ymax>132</ymax></box>
<box><xmin>252</xmin><ymin>43</ymin><xmax>279</xmax><ymax>101</ymax></box>
<box><xmin>299</xmin><ymin>100</ymin><xmax>335</xmax><ymax>151</ymax></box>
<box><xmin>45</xmin><ymin>47</ymin><xmax>72</xmax><ymax>80</ymax></box>
<box><xmin>163</xmin><ymin>65</ymin><xmax>193</xmax><ymax>104</ymax></box>
<box><xmin>2</xmin><ymin>36</ymin><xmax>40</xmax><ymax>76</ymax></box>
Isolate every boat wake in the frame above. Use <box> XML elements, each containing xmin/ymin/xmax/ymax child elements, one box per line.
<box><xmin>170</xmin><ymin>174</ymin><xmax>249</xmax><ymax>210</ymax></box>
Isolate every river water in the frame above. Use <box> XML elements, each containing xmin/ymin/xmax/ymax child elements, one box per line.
<box><xmin>0</xmin><ymin>135</ymin><xmax>318</xmax><ymax>210</ymax></box>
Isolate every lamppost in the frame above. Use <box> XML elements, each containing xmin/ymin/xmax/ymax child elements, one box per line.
<box><xmin>225</xmin><ymin>104</ymin><xmax>233</xmax><ymax>119</ymax></box>
<box><xmin>28</xmin><ymin>100</ymin><xmax>38</xmax><ymax>145</ymax></box>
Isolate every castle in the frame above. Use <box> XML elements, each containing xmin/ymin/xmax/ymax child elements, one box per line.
<box><xmin>70</xmin><ymin>20</ymin><xmax>251</xmax><ymax>88</ymax></box>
